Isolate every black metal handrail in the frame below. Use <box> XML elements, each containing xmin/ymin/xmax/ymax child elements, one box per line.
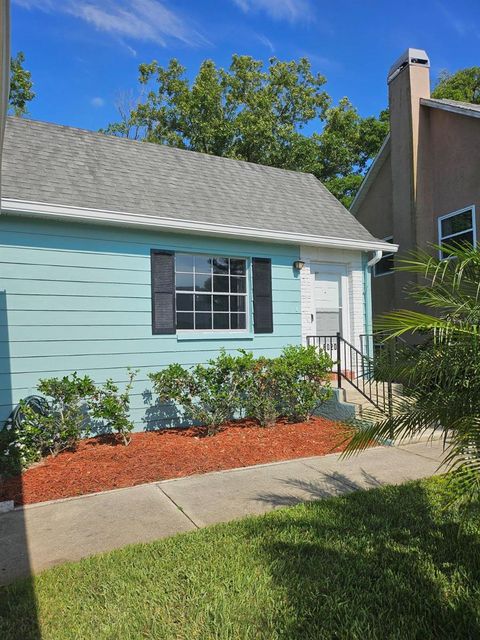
<box><xmin>307</xmin><ymin>333</ymin><xmax>393</xmax><ymax>416</ymax></box>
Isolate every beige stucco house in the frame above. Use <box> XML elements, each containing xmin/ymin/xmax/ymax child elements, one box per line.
<box><xmin>352</xmin><ymin>48</ymin><xmax>480</xmax><ymax>317</ymax></box>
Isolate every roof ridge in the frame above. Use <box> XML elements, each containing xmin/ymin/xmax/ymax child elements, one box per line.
<box><xmin>6</xmin><ymin>115</ymin><xmax>318</xmax><ymax>180</ymax></box>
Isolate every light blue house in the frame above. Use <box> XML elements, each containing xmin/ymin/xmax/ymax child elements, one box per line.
<box><xmin>0</xmin><ymin>117</ymin><xmax>393</xmax><ymax>429</ymax></box>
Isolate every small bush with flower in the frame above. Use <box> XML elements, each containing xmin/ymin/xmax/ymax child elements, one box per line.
<box><xmin>0</xmin><ymin>370</ymin><xmax>137</xmax><ymax>476</ymax></box>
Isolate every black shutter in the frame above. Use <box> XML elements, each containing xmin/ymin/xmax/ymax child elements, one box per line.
<box><xmin>151</xmin><ymin>250</ymin><xmax>175</xmax><ymax>335</ymax></box>
<box><xmin>252</xmin><ymin>257</ymin><xmax>273</xmax><ymax>334</ymax></box>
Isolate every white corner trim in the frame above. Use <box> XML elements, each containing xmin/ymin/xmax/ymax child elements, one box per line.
<box><xmin>0</xmin><ymin>198</ymin><xmax>398</xmax><ymax>253</ymax></box>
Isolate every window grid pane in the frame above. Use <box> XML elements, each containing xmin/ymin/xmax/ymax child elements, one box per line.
<box><xmin>439</xmin><ymin>210</ymin><xmax>475</xmax><ymax>259</ymax></box>
<box><xmin>374</xmin><ymin>252</ymin><xmax>394</xmax><ymax>276</ymax></box>
<box><xmin>441</xmin><ymin>211</ymin><xmax>473</xmax><ymax>238</ymax></box>
<box><xmin>440</xmin><ymin>231</ymin><xmax>474</xmax><ymax>258</ymax></box>
<box><xmin>374</xmin><ymin>237</ymin><xmax>394</xmax><ymax>277</ymax></box>
<box><xmin>175</xmin><ymin>254</ymin><xmax>247</xmax><ymax>331</ymax></box>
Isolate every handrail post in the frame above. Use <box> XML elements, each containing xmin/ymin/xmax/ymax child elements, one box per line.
<box><xmin>336</xmin><ymin>331</ymin><xmax>342</xmax><ymax>388</ymax></box>
<box><xmin>387</xmin><ymin>339</ymin><xmax>394</xmax><ymax>421</ymax></box>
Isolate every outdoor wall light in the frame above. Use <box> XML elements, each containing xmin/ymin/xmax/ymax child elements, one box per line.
<box><xmin>293</xmin><ymin>260</ymin><xmax>305</xmax><ymax>270</ymax></box>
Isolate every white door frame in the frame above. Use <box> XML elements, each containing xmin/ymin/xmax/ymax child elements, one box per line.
<box><xmin>310</xmin><ymin>262</ymin><xmax>352</xmax><ymax>342</ymax></box>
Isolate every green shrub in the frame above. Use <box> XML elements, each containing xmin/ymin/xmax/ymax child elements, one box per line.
<box><xmin>273</xmin><ymin>345</ymin><xmax>333</xmax><ymax>421</ymax></box>
<box><xmin>1</xmin><ymin>373</ymin><xmax>96</xmax><ymax>472</ymax></box>
<box><xmin>90</xmin><ymin>369</ymin><xmax>138</xmax><ymax>445</ymax></box>
<box><xmin>149</xmin><ymin>345</ymin><xmax>333</xmax><ymax>433</ymax></box>
<box><xmin>1</xmin><ymin>369</ymin><xmax>138</xmax><ymax>474</ymax></box>
<box><xmin>1</xmin><ymin>406</ymin><xmax>44</xmax><ymax>474</ymax></box>
<box><xmin>236</xmin><ymin>351</ymin><xmax>281</xmax><ymax>427</ymax></box>
<box><xmin>149</xmin><ymin>350</ymin><xmax>245</xmax><ymax>435</ymax></box>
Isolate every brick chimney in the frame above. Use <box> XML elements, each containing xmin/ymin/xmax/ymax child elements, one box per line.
<box><xmin>387</xmin><ymin>49</ymin><xmax>430</xmax><ymax>284</ymax></box>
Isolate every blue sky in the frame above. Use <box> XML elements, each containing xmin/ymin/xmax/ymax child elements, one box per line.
<box><xmin>11</xmin><ymin>0</ymin><xmax>480</xmax><ymax>132</ymax></box>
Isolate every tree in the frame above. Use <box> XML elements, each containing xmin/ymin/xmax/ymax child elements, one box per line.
<box><xmin>345</xmin><ymin>244</ymin><xmax>480</xmax><ymax>509</ymax></box>
<box><xmin>104</xmin><ymin>55</ymin><xmax>387</xmax><ymax>207</ymax></box>
<box><xmin>9</xmin><ymin>51</ymin><xmax>35</xmax><ymax>117</ymax></box>
<box><xmin>432</xmin><ymin>67</ymin><xmax>480</xmax><ymax>104</ymax></box>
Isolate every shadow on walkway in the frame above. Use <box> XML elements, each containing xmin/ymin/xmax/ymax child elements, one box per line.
<box><xmin>254</xmin><ymin>469</ymin><xmax>382</xmax><ymax>508</ymax></box>
<box><xmin>0</xmin><ymin>290</ymin><xmax>40</xmax><ymax>638</ymax></box>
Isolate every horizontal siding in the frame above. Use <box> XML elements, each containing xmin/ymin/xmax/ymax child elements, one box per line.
<box><xmin>1</xmin><ymin>323</ymin><xmax>298</xmax><ymax>343</ymax></box>
<box><xmin>2</xmin><ymin>351</ymin><xmax>297</xmax><ymax>395</ymax></box>
<box><xmin>0</xmin><ymin>261</ymin><xmax>295</xmax><ymax>283</ymax></box>
<box><xmin>0</xmin><ymin>290</ymin><xmax>300</xmax><ymax>310</ymax></box>
<box><xmin>0</xmin><ymin>216</ymin><xmax>301</xmax><ymax>429</ymax></box>
<box><xmin>2</xmin><ymin>310</ymin><xmax>297</xmax><ymax>328</ymax></box>
<box><xmin>3</xmin><ymin>335</ymin><xmax>302</xmax><ymax>361</ymax></box>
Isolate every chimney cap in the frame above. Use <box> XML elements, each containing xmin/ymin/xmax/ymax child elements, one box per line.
<box><xmin>388</xmin><ymin>48</ymin><xmax>430</xmax><ymax>84</ymax></box>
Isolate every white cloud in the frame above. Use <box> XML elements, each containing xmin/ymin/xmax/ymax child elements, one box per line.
<box><xmin>232</xmin><ymin>0</ymin><xmax>313</xmax><ymax>23</ymax></box>
<box><xmin>12</xmin><ymin>0</ymin><xmax>207</xmax><ymax>47</ymax></box>
<box><xmin>90</xmin><ymin>96</ymin><xmax>105</xmax><ymax>107</ymax></box>
<box><xmin>437</xmin><ymin>2</ymin><xmax>480</xmax><ymax>39</ymax></box>
<box><xmin>299</xmin><ymin>51</ymin><xmax>341</xmax><ymax>72</ymax></box>
<box><xmin>256</xmin><ymin>33</ymin><xmax>275</xmax><ymax>53</ymax></box>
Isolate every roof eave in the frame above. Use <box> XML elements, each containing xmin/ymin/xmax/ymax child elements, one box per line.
<box><xmin>420</xmin><ymin>98</ymin><xmax>480</xmax><ymax>119</ymax></box>
<box><xmin>1</xmin><ymin>197</ymin><xmax>397</xmax><ymax>253</ymax></box>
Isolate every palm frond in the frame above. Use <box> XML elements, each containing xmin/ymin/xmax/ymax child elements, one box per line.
<box><xmin>349</xmin><ymin>245</ymin><xmax>480</xmax><ymax>508</ymax></box>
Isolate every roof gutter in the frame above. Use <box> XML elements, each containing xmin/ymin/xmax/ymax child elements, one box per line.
<box><xmin>1</xmin><ymin>198</ymin><xmax>398</xmax><ymax>253</ymax></box>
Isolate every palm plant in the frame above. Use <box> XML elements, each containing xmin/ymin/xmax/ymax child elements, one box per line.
<box><xmin>345</xmin><ymin>243</ymin><xmax>480</xmax><ymax>507</ymax></box>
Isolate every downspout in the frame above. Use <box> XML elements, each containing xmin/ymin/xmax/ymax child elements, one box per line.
<box><xmin>363</xmin><ymin>250</ymin><xmax>382</xmax><ymax>359</ymax></box>
<box><xmin>367</xmin><ymin>250</ymin><xmax>383</xmax><ymax>269</ymax></box>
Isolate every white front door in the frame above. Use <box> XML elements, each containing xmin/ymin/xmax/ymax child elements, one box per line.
<box><xmin>311</xmin><ymin>265</ymin><xmax>349</xmax><ymax>339</ymax></box>
<box><xmin>314</xmin><ymin>272</ymin><xmax>342</xmax><ymax>335</ymax></box>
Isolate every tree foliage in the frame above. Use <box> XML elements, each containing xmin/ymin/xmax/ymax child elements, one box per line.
<box><xmin>9</xmin><ymin>51</ymin><xmax>35</xmax><ymax>117</ymax></box>
<box><xmin>432</xmin><ymin>67</ymin><xmax>480</xmax><ymax>105</ymax></box>
<box><xmin>345</xmin><ymin>244</ymin><xmax>480</xmax><ymax>511</ymax></box>
<box><xmin>104</xmin><ymin>55</ymin><xmax>388</xmax><ymax>206</ymax></box>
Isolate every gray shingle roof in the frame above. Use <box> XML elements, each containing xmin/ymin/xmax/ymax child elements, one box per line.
<box><xmin>2</xmin><ymin>116</ymin><xmax>379</xmax><ymax>244</ymax></box>
<box><xmin>420</xmin><ymin>98</ymin><xmax>480</xmax><ymax>118</ymax></box>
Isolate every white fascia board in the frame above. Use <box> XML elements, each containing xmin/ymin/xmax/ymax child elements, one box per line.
<box><xmin>420</xmin><ymin>98</ymin><xmax>480</xmax><ymax>119</ymax></box>
<box><xmin>1</xmin><ymin>198</ymin><xmax>398</xmax><ymax>253</ymax></box>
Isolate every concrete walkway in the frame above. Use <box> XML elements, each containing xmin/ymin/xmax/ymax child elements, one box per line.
<box><xmin>0</xmin><ymin>439</ymin><xmax>446</xmax><ymax>585</ymax></box>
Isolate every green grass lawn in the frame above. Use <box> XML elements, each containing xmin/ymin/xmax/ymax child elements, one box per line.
<box><xmin>1</xmin><ymin>476</ymin><xmax>479</xmax><ymax>640</ymax></box>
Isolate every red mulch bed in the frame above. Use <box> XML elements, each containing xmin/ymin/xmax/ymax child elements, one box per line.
<box><xmin>0</xmin><ymin>417</ymin><xmax>352</xmax><ymax>506</ymax></box>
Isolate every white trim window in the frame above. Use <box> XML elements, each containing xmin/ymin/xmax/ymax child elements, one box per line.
<box><xmin>175</xmin><ymin>254</ymin><xmax>248</xmax><ymax>331</ymax></box>
<box><xmin>438</xmin><ymin>206</ymin><xmax>476</xmax><ymax>259</ymax></box>
<box><xmin>374</xmin><ymin>236</ymin><xmax>395</xmax><ymax>277</ymax></box>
